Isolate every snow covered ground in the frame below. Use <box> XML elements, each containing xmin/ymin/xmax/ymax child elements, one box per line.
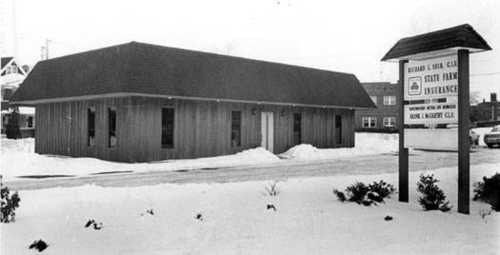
<box><xmin>1</xmin><ymin>163</ymin><xmax>498</xmax><ymax>255</ymax></box>
<box><xmin>0</xmin><ymin>138</ymin><xmax>280</xmax><ymax>181</ymax></box>
<box><xmin>0</xmin><ymin>133</ymin><xmax>400</xmax><ymax>181</ymax></box>
<box><xmin>0</xmin><ymin>130</ymin><xmax>494</xmax><ymax>180</ymax></box>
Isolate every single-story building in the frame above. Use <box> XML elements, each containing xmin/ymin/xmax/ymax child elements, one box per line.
<box><xmin>11</xmin><ymin>42</ymin><xmax>374</xmax><ymax>162</ymax></box>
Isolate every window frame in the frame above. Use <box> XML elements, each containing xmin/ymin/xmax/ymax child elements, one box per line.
<box><xmin>108</xmin><ymin>107</ymin><xmax>117</xmax><ymax>148</ymax></box>
<box><xmin>87</xmin><ymin>107</ymin><xmax>96</xmax><ymax>147</ymax></box>
<box><xmin>383</xmin><ymin>116</ymin><xmax>396</xmax><ymax>128</ymax></box>
<box><xmin>293</xmin><ymin>113</ymin><xmax>302</xmax><ymax>145</ymax></box>
<box><xmin>161</xmin><ymin>107</ymin><xmax>175</xmax><ymax>149</ymax></box>
<box><xmin>231</xmin><ymin>111</ymin><xmax>242</xmax><ymax>147</ymax></box>
<box><xmin>383</xmin><ymin>96</ymin><xmax>396</xmax><ymax>106</ymax></box>
<box><xmin>362</xmin><ymin>116</ymin><xmax>377</xmax><ymax>128</ymax></box>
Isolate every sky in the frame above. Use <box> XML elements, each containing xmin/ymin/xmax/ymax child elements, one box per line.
<box><xmin>2</xmin><ymin>0</ymin><xmax>499</xmax><ymax>101</ymax></box>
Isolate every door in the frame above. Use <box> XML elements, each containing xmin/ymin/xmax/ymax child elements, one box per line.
<box><xmin>261</xmin><ymin>112</ymin><xmax>274</xmax><ymax>152</ymax></box>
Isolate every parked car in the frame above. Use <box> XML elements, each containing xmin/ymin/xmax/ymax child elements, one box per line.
<box><xmin>484</xmin><ymin>125</ymin><xmax>500</xmax><ymax>148</ymax></box>
<box><xmin>469</xmin><ymin>130</ymin><xmax>479</xmax><ymax>145</ymax></box>
<box><xmin>447</xmin><ymin>124</ymin><xmax>480</xmax><ymax>146</ymax></box>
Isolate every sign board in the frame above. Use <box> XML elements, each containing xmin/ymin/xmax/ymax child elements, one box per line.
<box><xmin>404</xmin><ymin>128</ymin><xmax>457</xmax><ymax>150</ymax></box>
<box><xmin>404</xmin><ymin>55</ymin><xmax>458</xmax><ymax>125</ymax></box>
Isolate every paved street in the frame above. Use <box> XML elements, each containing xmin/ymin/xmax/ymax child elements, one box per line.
<box><xmin>6</xmin><ymin>147</ymin><xmax>500</xmax><ymax>190</ymax></box>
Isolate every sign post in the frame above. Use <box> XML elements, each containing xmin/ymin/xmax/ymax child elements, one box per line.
<box><xmin>398</xmin><ymin>60</ymin><xmax>409</xmax><ymax>202</ymax></box>
<box><xmin>381</xmin><ymin>24</ymin><xmax>491</xmax><ymax>214</ymax></box>
<box><xmin>457</xmin><ymin>49</ymin><xmax>470</xmax><ymax>214</ymax></box>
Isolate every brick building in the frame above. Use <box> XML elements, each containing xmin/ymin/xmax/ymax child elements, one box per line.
<box><xmin>355</xmin><ymin>82</ymin><xmax>401</xmax><ymax>132</ymax></box>
<box><xmin>471</xmin><ymin>93</ymin><xmax>500</xmax><ymax>124</ymax></box>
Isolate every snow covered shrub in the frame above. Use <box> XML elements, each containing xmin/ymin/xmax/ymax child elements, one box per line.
<box><xmin>345</xmin><ymin>182</ymin><xmax>370</xmax><ymax>203</ymax></box>
<box><xmin>5</xmin><ymin>111</ymin><xmax>21</xmax><ymax>139</ymax></box>
<box><xmin>473</xmin><ymin>173</ymin><xmax>500</xmax><ymax>211</ymax></box>
<box><xmin>1</xmin><ymin>186</ymin><xmax>21</xmax><ymax>223</ymax></box>
<box><xmin>264</xmin><ymin>181</ymin><xmax>280</xmax><ymax>196</ymax></box>
<box><xmin>334</xmin><ymin>180</ymin><xmax>394</xmax><ymax>205</ymax></box>
<box><xmin>417</xmin><ymin>174</ymin><xmax>451</xmax><ymax>212</ymax></box>
<box><xmin>29</xmin><ymin>239</ymin><xmax>48</xmax><ymax>252</ymax></box>
<box><xmin>368</xmin><ymin>180</ymin><xmax>395</xmax><ymax>199</ymax></box>
<box><xmin>333</xmin><ymin>189</ymin><xmax>346</xmax><ymax>202</ymax></box>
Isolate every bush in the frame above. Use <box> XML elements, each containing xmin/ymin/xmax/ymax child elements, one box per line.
<box><xmin>5</xmin><ymin>111</ymin><xmax>21</xmax><ymax>139</ymax></box>
<box><xmin>416</xmin><ymin>174</ymin><xmax>451</xmax><ymax>212</ymax></box>
<box><xmin>264</xmin><ymin>181</ymin><xmax>280</xmax><ymax>196</ymax></box>
<box><xmin>345</xmin><ymin>182</ymin><xmax>369</xmax><ymax>203</ymax></box>
<box><xmin>333</xmin><ymin>189</ymin><xmax>346</xmax><ymax>202</ymax></box>
<box><xmin>334</xmin><ymin>180</ymin><xmax>395</xmax><ymax>205</ymax></box>
<box><xmin>1</xmin><ymin>186</ymin><xmax>21</xmax><ymax>223</ymax></box>
<box><xmin>368</xmin><ymin>180</ymin><xmax>395</xmax><ymax>199</ymax></box>
<box><xmin>473</xmin><ymin>173</ymin><xmax>500</xmax><ymax>211</ymax></box>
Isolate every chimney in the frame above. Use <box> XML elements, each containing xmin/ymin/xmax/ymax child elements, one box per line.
<box><xmin>491</xmin><ymin>93</ymin><xmax>497</xmax><ymax>102</ymax></box>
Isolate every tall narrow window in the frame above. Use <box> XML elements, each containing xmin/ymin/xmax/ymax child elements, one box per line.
<box><xmin>161</xmin><ymin>108</ymin><xmax>175</xmax><ymax>148</ymax></box>
<box><xmin>231</xmin><ymin>111</ymin><xmax>241</xmax><ymax>147</ymax></box>
<box><xmin>27</xmin><ymin>116</ymin><xmax>33</xmax><ymax>128</ymax></box>
<box><xmin>87</xmin><ymin>107</ymin><xmax>95</xmax><ymax>146</ymax></box>
<box><xmin>293</xmin><ymin>113</ymin><xmax>301</xmax><ymax>145</ymax></box>
<box><xmin>108</xmin><ymin>107</ymin><xmax>117</xmax><ymax>148</ymax></box>
<box><xmin>335</xmin><ymin>115</ymin><xmax>342</xmax><ymax>144</ymax></box>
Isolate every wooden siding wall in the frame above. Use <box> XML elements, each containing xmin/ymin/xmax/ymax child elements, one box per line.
<box><xmin>35</xmin><ymin>96</ymin><xmax>355</xmax><ymax>162</ymax></box>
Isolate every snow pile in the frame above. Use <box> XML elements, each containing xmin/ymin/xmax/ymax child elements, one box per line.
<box><xmin>1</xmin><ymin>163</ymin><xmax>498</xmax><ymax>255</ymax></box>
<box><xmin>0</xmin><ymin>138</ymin><xmax>279</xmax><ymax>181</ymax></box>
<box><xmin>281</xmin><ymin>132</ymin><xmax>398</xmax><ymax>160</ymax></box>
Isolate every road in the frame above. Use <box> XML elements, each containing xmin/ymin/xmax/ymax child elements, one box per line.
<box><xmin>5</xmin><ymin>148</ymin><xmax>500</xmax><ymax>190</ymax></box>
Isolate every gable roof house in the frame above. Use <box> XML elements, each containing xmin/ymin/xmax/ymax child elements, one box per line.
<box><xmin>11</xmin><ymin>42</ymin><xmax>374</xmax><ymax>162</ymax></box>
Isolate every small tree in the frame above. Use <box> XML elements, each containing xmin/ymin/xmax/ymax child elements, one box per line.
<box><xmin>1</xmin><ymin>185</ymin><xmax>21</xmax><ymax>223</ymax></box>
<box><xmin>417</xmin><ymin>174</ymin><xmax>451</xmax><ymax>212</ymax></box>
<box><xmin>5</xmin><ymin>110</ymin><xmax>21</xmax><ymax>139</ymax></box>
<box><xmin>473</xmin><ymin>173</ymin><xmax>500</xmax><ymax>211</ymax></box>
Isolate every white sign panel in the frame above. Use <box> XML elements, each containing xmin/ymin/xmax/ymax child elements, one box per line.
<box><xmin>404</xmin><ymin>55</ymin><xmax>458</xmax><ymax>125</ymax></box>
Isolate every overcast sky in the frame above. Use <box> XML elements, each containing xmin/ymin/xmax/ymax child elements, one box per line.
<box><xmin>3</xmin><ymin>0</ymin><xmax>500</xmax><ymax>100</ymax></box>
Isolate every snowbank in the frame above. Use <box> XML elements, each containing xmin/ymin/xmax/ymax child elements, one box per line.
<box><xmin>0</xmin><ymin>133</ymin><xmax>400</xmax><ymax>180</ymax></box>
<box><xmin>1</xmin><ymin>163</ymin><xmax>498</xmax><ymax>255</ymax></box>
<box><xmin>0</xmin><ymin>138</ymin><xmax>279</xmax><ymax>181</ymax></box>
<box><xmin>281</xmin><ymin>132</ymin><xmax>398</xmax><ymax>160</ymax></box>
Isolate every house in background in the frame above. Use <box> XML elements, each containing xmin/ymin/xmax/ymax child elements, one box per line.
<box><xmin>355</xmin><ymin>82</ymin><xmax>401</xmax><ymax>132</ymax></box>
<box><xmin>471</xmin><ymin>93</ymin><xmax>500</xmax><ymax>126</ymax></box>
<box><xmin>1</xmin><ymin>56</ymin><xmax>35</xmax><ymax>136</ymax></box>
<box><xmin>11</xmin><ymin>42</ymin><xmax>375</xmax><ymax>162</ymax></box>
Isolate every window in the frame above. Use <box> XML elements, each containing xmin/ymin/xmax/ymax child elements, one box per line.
<box><xmin>370</xmin><ymin>96</ymin><xmax>377</xmax><ymax>105</ymax></box>
<box><xmin>108</xmin><ymin>107</ymin><xmax>117</xmax><ymax>148</ymax></box>
<box><xmin>293</xmin><ymin>113</ymin><xmax>301</xmax><ymax>145</ymax></box>
<box><xmin>383</xmin><ymin>117</ymin><xmax>396</xmax><ymax>128</ymax></box>
<box><xmin>383</xmin><ymin>96</ymin><xmax>396</xmax><ymax>105</ymax></box>
<box><xmin>161</xmin><ymin>108</ymin><xmax>175</xmax><ymax>148</ymax></box>
<box><xmin>362</xmin><ymin>117</ymin><xmax>377</xmax><ymax>128</ymax></box>
<box><xmin>231</xmin><ymin>111</ymin><xmax>241</xmax><ymax>147</ymax></box>
<box><xmin>27</xmin><ymin>116</ymin><xmax>33</xmax><ymax>128</ymax></box>
<box><xmin>335</xmin><ymin>115</ymin><xmax>342</xmax><ymax>144</ymax></box>
<box><xmin>87</xmin><ymin>107</ymin><xmax>96</xmax><ymax>146</ymax></box>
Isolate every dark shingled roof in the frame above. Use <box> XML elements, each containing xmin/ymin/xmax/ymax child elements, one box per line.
<box><xmin>12</xmin><ymin>42</ymin><xmax>375</xmax><ymax>108</ymax></box>
<box><xmin>1</xmin><ymin>57</ymin><xmax>13</xmax><ymax>69</ymax></box>
<box><xmin>382</xmin><ymin>24</ymin><xmax>491</xmax><ymax>61</ymax></box>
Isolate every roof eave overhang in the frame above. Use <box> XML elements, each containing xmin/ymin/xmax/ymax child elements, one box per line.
<box><xmin>381</xmin><ymin>46</ymin><xmax>489</xmax><ymax>62</ymax></box>
<box><xmin>10</xmin><ymin>92</ymin><xmax>373</xmax><ymax>110</ymax></box>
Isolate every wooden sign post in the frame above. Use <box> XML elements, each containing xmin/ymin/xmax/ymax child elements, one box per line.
<box><xmin>382</xmin><ymin>24</ymin><xmax>491</xmax><ymax>214</ymax></box>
